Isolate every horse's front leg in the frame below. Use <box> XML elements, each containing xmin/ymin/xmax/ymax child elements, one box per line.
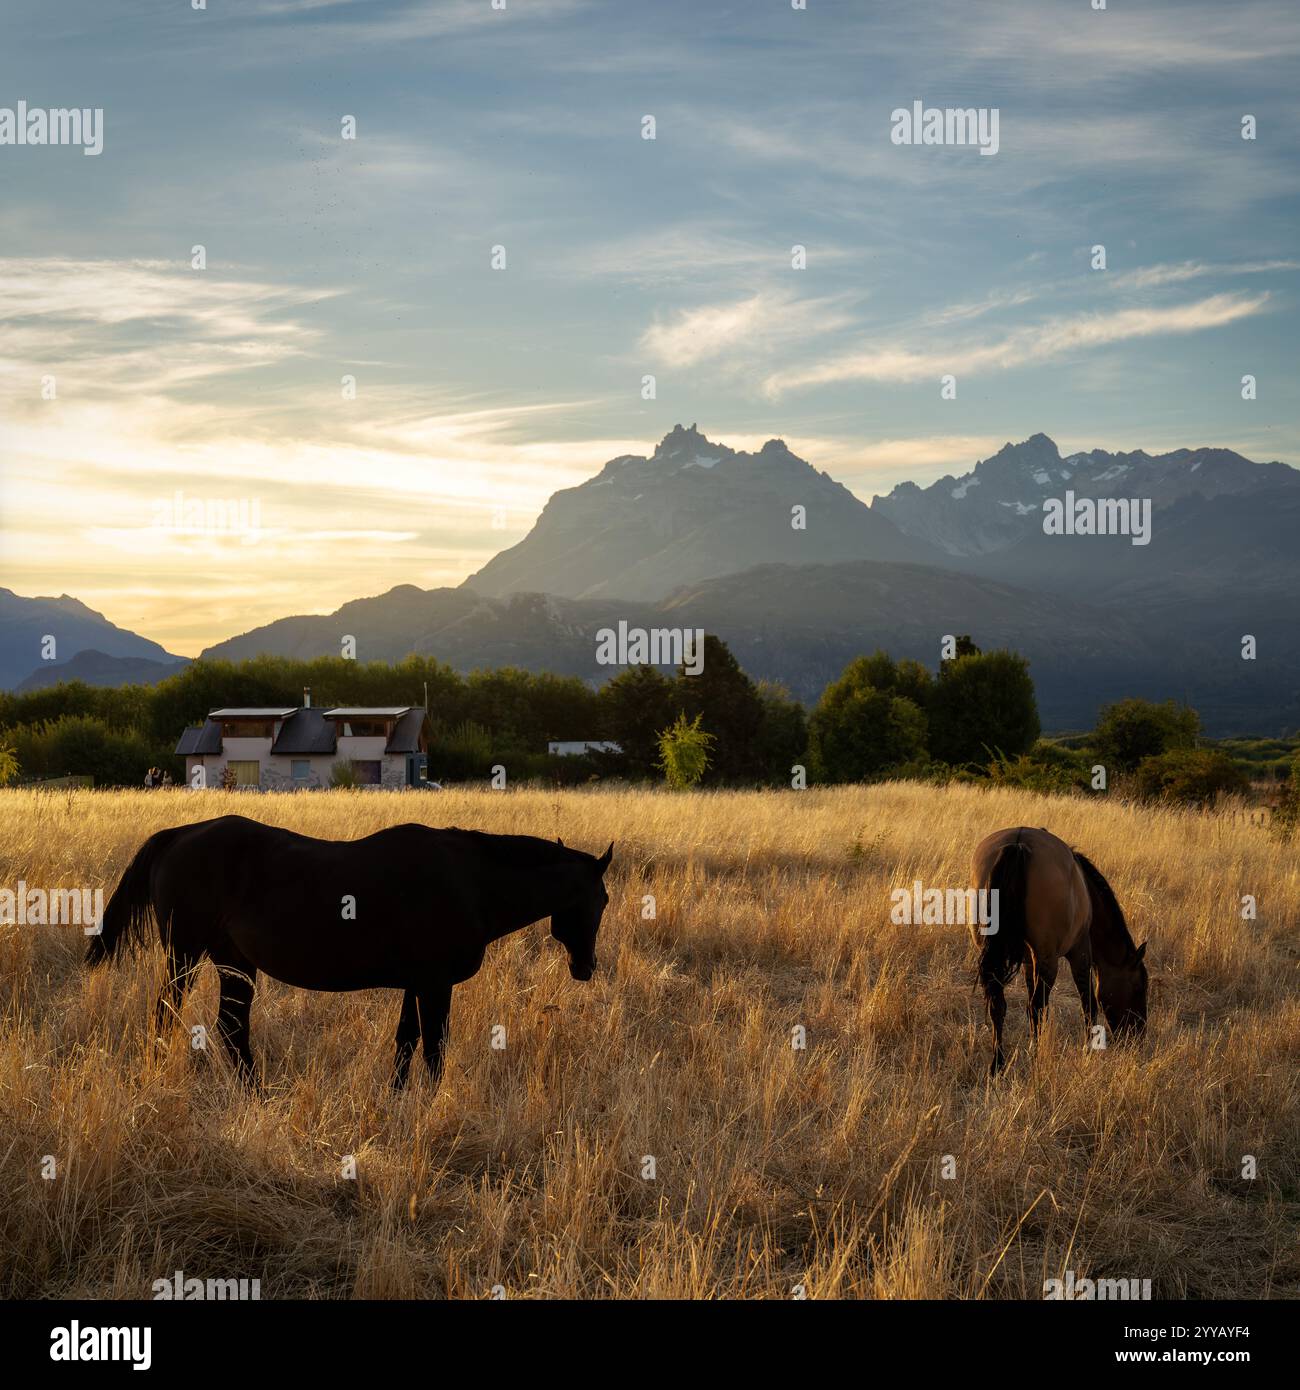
<box><xmin>391</xmin><ymin>988</ymin><xmax>420</xmax><ymax>1090</ymax></box>
<box><xmin>1065</xmin><ymin>938</ymin><xmax>1100</xmax><ymax>1038</ymax></box>
<box><xmin>417</xmin><ymin>980</ymin><xmax>453</xmax><ymax>1086</ymax></box>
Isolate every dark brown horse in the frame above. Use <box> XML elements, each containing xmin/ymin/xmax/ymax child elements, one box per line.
<box><xmin>87</xmin><ymin>815</ymin><xmax>613</xmax><ymax>1089</ymax></box>
<box><xmin>971</xmin><ymin>826</ymin><xmax>1147</xmax><ymax>1076</ymax></box>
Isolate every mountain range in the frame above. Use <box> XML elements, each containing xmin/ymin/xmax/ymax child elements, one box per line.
<box><xmin>465</xmin><ymin>423</ymin><xmax>945</xmax><ymax>600</ymax></box>
<box><xmin>0</xmin><ymin>589</ymin><xmax>185</xmax><ymax>692</ymax></box>
<box><xmin>5</xmin><ymin>429</ymin><xmax>1298</xmax><ymax>735</ymax></box>
<box><xmin>872</xmin><ymin>432</ymin><xmax>1300</xmax><ymax>558</ymax></box>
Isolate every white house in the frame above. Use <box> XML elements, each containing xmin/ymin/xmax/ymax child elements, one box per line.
<box><xmin>176</xmin><ymin>696</ymin><xmax>429</xmax><ymax>790</ymax></box>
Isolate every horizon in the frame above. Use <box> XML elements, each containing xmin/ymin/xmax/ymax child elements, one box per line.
<box><xmin>2</xmin><ymin>0</ymin><xmax>1299</xmax><ymax>654</ymax></box>
<box><xmin>6</xmin><ymin>422</ymin><xmax>1293</xmax><ymax>662</ymax></box>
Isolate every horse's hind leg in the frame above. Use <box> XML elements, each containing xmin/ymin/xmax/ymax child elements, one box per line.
<box><xmin>1025</xmin><ymin>954</ymin><xmax>1058</xmax><ymax>1045</ymax></box>
<box><xmin>985</xmin><ymin>981</ymin><xmax>1008</xmax><ymax>1077</ymax></box>
<box><xmin>1066</xmin><ymin>937</ymin><xmax>1100</xmax><ymax>1040</ymax></box>
<box><xmin>212</xmin><ymin>954</ymin><xmax>258</xmax><ymax>1086</ymax></box>
<box><xmin>155</xmin><ymin>950</ymin><xmax>198</xmax><ymax>1051</ymax></box>
<box><xmin>391</xmin><ymin>989</ymin><xmax>421</xmax><ymax>1090</ymax></box>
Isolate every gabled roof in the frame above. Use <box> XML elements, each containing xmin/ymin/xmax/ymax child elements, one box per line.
<box><xmin>271</xmin><ymin>708</ymin><xmax>337</xmax><ymax>755</ymax></box>
<box><xmin>176</xmin><ymin>706</ymin><xmax>426</xmax><ymax>757</ymax></box>
<box><xmin>176</xmin><ymin>719</ymin><xmax>223</xmax><ymax>756</ymax></box>
<box><xmin>322</xmin><ymin>707</ymin><xmax>411</xmax><ymax>719</ymax></box>
<box><xmin>385</xmin><ymin>708</ymin><xmax>426</xmax><ymax>754</ymax></box>
<box><xmin>209</xmin><ymin>708</ymin><xmax>296</xmax><ymax>719</ymax></box>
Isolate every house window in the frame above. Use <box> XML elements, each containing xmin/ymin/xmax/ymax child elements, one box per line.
<box><xmin>340</xmin><ymin>719</ymin><xmax>389</xmax><ymax>738</ymax></box>
<box><xmin>226</xmin><ymin>760</ymin><xmax>260</xmax><ymax>788</ymax></box>
<box><xmin>353</xmin><ymin>760</ymin><xmax>382</xmax><ymax>785</ymax></box>
<box><xmin>291</xmin><ymin>760</ymin><xmax>311</xmax><ymax>784</ymax></box>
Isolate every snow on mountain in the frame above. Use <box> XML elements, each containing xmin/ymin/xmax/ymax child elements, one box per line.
<box><xmin>872</xmin><ymin>434</ymin><xmax>1299</xmax><ymax>557</ymax></box>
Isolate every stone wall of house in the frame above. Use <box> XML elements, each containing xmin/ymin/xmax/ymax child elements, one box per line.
<box><xmin>185</xmin><ymin>748</ymin><xmax>410</xmax><ymax>790</ymax></box>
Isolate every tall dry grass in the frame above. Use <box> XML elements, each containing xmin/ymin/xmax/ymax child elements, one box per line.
<box><xmin>0</xmin><ymin>782</ymin><xmax>1296</xmax><ymax>1299</ymax></box>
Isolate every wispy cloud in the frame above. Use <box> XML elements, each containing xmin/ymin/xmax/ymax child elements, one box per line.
<box><xmin>1109</xmin><ymin>260</ymin><xmax>1300</xmax><ymax>291</ymax></box>
<box><xmin>640</xmin><ymin>291</ymin><xmax>857</xmax><ymax>371</ymax></box>
<box><xmin>763</xmin><ymin>293</ymin><xmax>1269</xmax><ymax>395</ymax></box>
<box><xmin>0</xmin><ymin>258</ymin><xmax>336</xmax><ymax>402</ymax></box>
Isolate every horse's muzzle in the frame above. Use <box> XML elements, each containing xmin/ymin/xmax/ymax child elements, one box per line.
<box><xmin>569</xmin><ymin>960</ymin><xmax>595</xmax><ymax>981</ymax></box>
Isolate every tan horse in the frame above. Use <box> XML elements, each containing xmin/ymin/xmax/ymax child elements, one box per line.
<box><xmin>971</xmin><ymin>826</ymin><xmax>1148</xmax><ymax>1075</ymax></box>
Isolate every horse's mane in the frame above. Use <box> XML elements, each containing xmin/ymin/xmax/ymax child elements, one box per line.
<box><xmin>1072</xmin><ymin>850</ymin><xmax>1137</xmax><ymax>954</ymax></box>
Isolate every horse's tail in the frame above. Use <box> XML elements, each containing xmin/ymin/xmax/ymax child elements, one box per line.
<box><xmin>86</xmin><ymin>826</ymin><xmax>183</xmax><ymax>966</ymax></box>
<box><xmin>977</xmin><ymin>836</ymin><xmax>1031</xmax><ymax>998</ymax></box>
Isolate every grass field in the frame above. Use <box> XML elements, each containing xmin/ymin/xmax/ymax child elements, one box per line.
<box><xmin>1</xmin><ymin>783</ymin><xmax>1297</xmax><ymax>1299</ymax></box>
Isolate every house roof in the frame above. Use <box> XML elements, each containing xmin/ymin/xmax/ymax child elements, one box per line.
<box><xmin>175</xmin><ymin>706</ymin><xmax>426</xmax><ymax>757</ymax></box>
<box><xmin>271</xmin><ymin>708</ymin><xmax>338</xmax><ymax>755</ymax></box>
<box><xmin>385</xmin><ymin>707</ymin><xmax>426</xmax><ymax>754</ymax></box>
<box><xmin>175</xmin><ymin>719</ymin><xmax>223</xmax><ymax>756</ymax></box>
<box><xmin>322</xmin><ymin>707</ymin><xmax>411</xmax><ymax>719</ymax></box>
<box><xmin>209</xmin><ymin>708</ymin><xmax>296</xmax><ymax>719</ymax></box>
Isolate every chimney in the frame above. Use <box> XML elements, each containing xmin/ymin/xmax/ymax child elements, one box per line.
<box><xmin>303</xmin><ymin>686</ymin><xmax>311</xmax><ymax>709</ymax></box>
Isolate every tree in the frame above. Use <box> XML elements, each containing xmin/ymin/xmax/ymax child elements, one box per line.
<box><xmin>657</xmin><ymin>712</ymin><xmax>714</xmax><ymax>790</ymax></box>
<box><xmin>8</xmin><ymin>715</ymin><xmax>163</xmax><ymax>787</ymax></box>
<box><xmin>754</xmin><ymin>681</ymin><xmax>808</xmax><ymax>785</ymax></box>
<box><xmin>1091</xmin><ymin>698</ymin><xmax>1199</xmax><ymax>773</ymax></box>
<box><xmin>0</xmin><ymin>741</ymin><xmax>18</xmax><ymax>785</ymax></box>
<box><xmin>848</xmin><ymin>651</ymin><xmax>934</xmax><ymax>709</ymax></box>
<box><xmin>675</xmin><ymin>635</ymin><xmax>765</xmax><ymax>783</ymax></box>
<box><xmin>928</xmin><ymin>649</ymin><xmax>1039</xmax><ymax>767</ymax></box>
<box><xmin>597</xmin><ymin>664</ymin><xmax>678</xmax><ymax>776</ymax></box>
<box><xmin>807</xmin><ymin>655</ymin><xmax>929</xmax><ymax>781</ymax></box>
<box><xmin>1131</xmin><ymin>748</ymin><xmax>1248</xmax><ymax>806</ymax></box>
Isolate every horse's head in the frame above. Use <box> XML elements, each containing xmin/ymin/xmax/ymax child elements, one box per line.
<box><xmin>1101</xmin><ymin>940</ymin><xmax>1148</xmax><ymax>1038</ymax></box>
<box><xmin>550</xmin><ymin>841</ymin><xmax>613</xmax><ymax>981</ymax></box>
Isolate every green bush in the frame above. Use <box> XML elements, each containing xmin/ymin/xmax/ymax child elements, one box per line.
<box><xmin>1129</xmin><ymin>748</ymin><xmax>1249</xmax><ymax>806</ymax></box>
<box><xmin>985</xmin><ymin>741</ymin><xmax>1092</xmax><ymax>794</ymax></box>
<box><xmin>8</xmin><ymin>715</ymin><xmax>168</xmax><ymax>787</ymax></box>
<box><xmin>328</xmin><ymin>760</ymin><xmax>358</xmax><ymax>789</ymax></box>
<box><xmin>1271</xmin><ymin>755</ymin><xmax>1300</xmax><ymax>838</ymax></box>
<box><xmin>1091</xmin><ymin>698</ymin><xmax>1199</xmax><ymax>773</ymax></box>
<box><xmin>658</xmin><ymin>712</ymin><xmax>714</xmax><ymax>790</ymax></box>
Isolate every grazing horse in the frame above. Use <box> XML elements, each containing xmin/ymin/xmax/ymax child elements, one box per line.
<box><xmin>971</xmin><ymin>826</ymin><xmax>1147</xmax><ymax>1076</ymax></box>
<box><xmin>86</xmin><ymin>815</ymin><xmax>613</xmax><ymax>1089</ymax></box>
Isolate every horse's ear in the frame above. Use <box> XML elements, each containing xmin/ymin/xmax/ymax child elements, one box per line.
<box><xmin>1135</xmin><ymin>941</ymin><xmax>1147</xmax><ymax>962</ymax></box>
<box><xmin>597</xmin><ymin>841</ymin><xmax>614</xmax><ymax>874</ymax></box>
<box><xmin>556</xmin><ymin>837</ymin><xmax>565</xmax><ymax>847</ymax></box>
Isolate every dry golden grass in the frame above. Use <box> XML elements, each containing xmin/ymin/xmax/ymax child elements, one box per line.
<box><xmin>1</xmin><ymin>782</ymin><xmax>1297</xmax><ymax>1299</ymax></box>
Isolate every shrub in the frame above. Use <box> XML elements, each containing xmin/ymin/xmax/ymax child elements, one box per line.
<box><xmin>328</xmin><ymin>760</ymin><xmax>358</xmax><ymax>789</ymax></box>
<box><xmin>658</xmin><ymin>712</ymin><xmax>714</xmax><ymax>790</ymax></box>
<box><xmin>1129</xmin><ymin>748</ymin><xmax>1249</xmax><ymax>806</ymax></box>
<box><xmin>986</xmin><ymin>743</ymin><xmax>1092</xmax><ymax>795</ymax></box>
<box><xmin>7</xmin><ymin>715</ymin><xmax>164</xmax><ymax>787</ymax></box>
<box><xmin>1091</xmin><ymin>698</ymin><xmax>1199</xmax><ymax>773</ymax></box>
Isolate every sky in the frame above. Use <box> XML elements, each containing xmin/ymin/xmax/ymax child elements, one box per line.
<box><xmin>1</xmin><ymin>0</ymin><xmax>1297</xmax><ymax>655</ymax></box>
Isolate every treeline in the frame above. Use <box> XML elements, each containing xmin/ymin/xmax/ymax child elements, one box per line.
<box><xmin>0</xmin><ymin>645</ymin><xmax>808</xmax><ymax>787</ymax></box>
<box><xmin>0</xmin><ymin>642</ymin><xmax>1286</xmax><ymax>807</ymax></box>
